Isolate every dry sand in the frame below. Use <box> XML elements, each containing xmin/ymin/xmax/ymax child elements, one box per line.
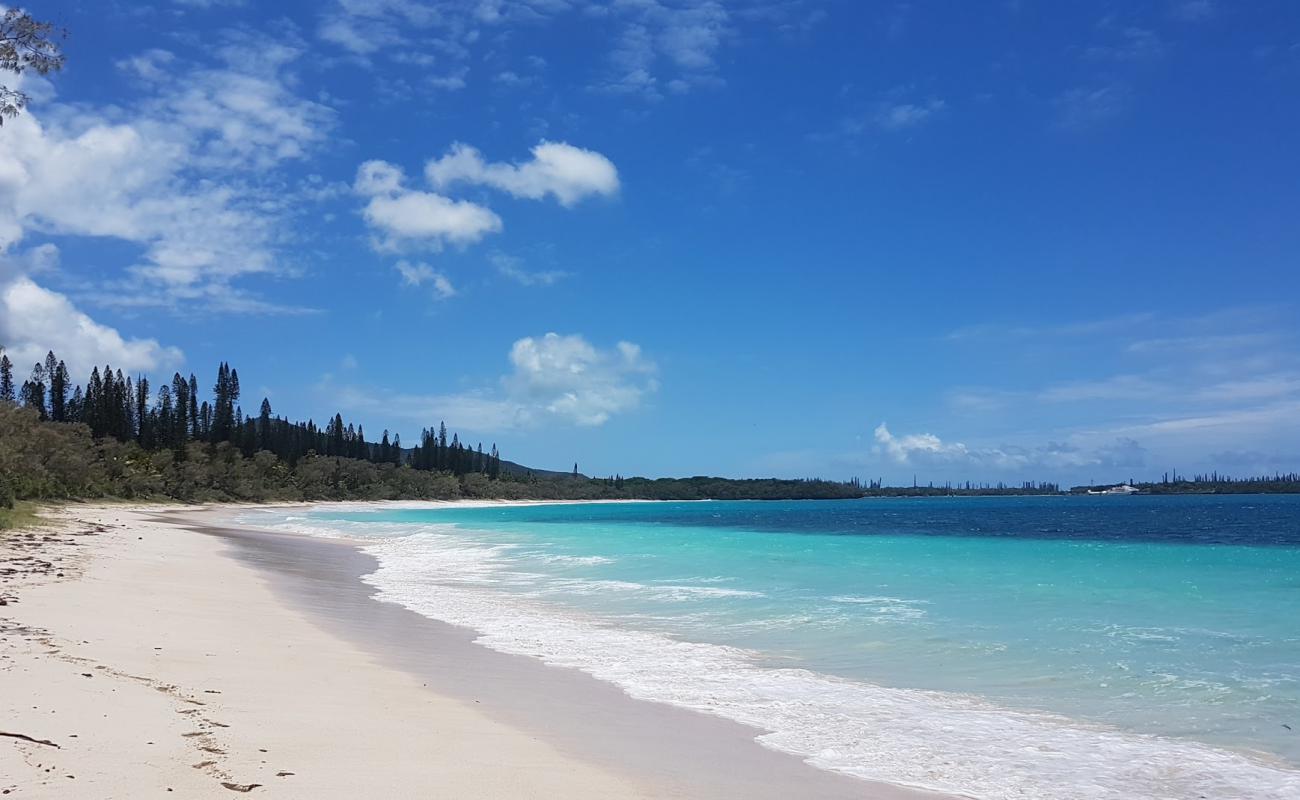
<box><xmin>0</xmin><ymin>503</ymin><xmax>946</xmax><ymax>799</ymax></box>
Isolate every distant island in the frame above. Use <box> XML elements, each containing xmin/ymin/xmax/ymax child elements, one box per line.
<box><xmin>2</xmin><ymin>349</ymin><xmax>1298</xmax><ymax>524</ymax></box>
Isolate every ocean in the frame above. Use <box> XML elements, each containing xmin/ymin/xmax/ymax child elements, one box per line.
<box><xmin>241</xmin><ymin>495</ymin><xmax>1300</xmax><ymax>799</ymax></box>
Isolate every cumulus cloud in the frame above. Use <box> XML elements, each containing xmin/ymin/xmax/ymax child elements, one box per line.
<box><xmin>874</xmin><ymin>423</ymin><xmax>976</xmax><ymax>464</ymax></box>
<box><xmin>330</xmin><ymin>333</ymin><xmax>657</xmax><ymax>431</ymax></box>
<box><xmin>355</xmin><ymin>160</ymin><xmax>502</xmax><ymax>251</ymax></box>
<box><xmin>354</xmin><ymin>141</ymin><xmax>616</xmax><ymax>259</ymax></box>
<box><xmin>506</xmin><ymin>333</ymin><xmax>656</xmax><ymax>426</ymax></box>
<box><xmin>0</xmin><ymin>275</ymin><xmax>183</xmax><ymax>379</ymax></box>
<box><xmin>425</xmin><ymin>141</ymin><xmax>620</xmax><ymax>207</ymax></box>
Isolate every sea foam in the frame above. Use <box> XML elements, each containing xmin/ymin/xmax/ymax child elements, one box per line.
<box><xmin>348</xmin><ymin>527</ymin><xmax>1300</xmax><ymax>800</ymax></box>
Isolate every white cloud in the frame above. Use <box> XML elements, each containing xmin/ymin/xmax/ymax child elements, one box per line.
<box><xmin>355</xmin><ymin>141</ymin><xmax>616</xmax><ymax>260</ymax></box>
<box><xmin>872</xmin><ymin>423</ymin><xmax>1149</xmax><ymax>472</ymax></box>
<box><xmin>0</xmin><ymin>275</ymin><xmax>183</xmax><ymax>380</ymax></box>
<box><xmin>506</xmin><ymin>333</ymin><xmax>656</xmax><ymax>426</ymax></box>
<box><xmin>393</xmin><ymin>259</ymin><xmax>457</xmax><ymax>299</ymax></box>
<box><xmin>394</xmin><ymin>259</ymin><xmax>435</xmax><ymax>286</ymax></box>
<box><xmin>316</xmin><ymin>0</ymin><xmax>749</xmax><ymax>101</ymax></box>
<box><xmin>0</xmin><ymin>35</ymin><xmax>334</xmax><ymax>311</ymax></box>
<box><xmin>489</xmin><ymin>251</ymin><xmax>570</xmax><ymax>286</ymax></box>
<box><xmin>593</xmin><ymin>0</ymin><xmax>731</xmax><ymax>98</ymax></box>
<box><xmin>428</xmin><ymin>69</ymin><xmax>469</xmax><ymax>91</ymax></box>
<box><xmin>356</xmin><ymin>160</ymin><xmax>502</xmax><ymax>251</ymax></box>
<box><xmin>425</xmin><ymin>141</ymin><xmax>620</xmax><ymax>207</ymax></box>
<box><xmin>331</xmin><ymin>332</ymin><xmax>657</xmax><ymax>431</ymax></box>
<box><xmin>874</xmin><ymin>422</ymin><xmax>976</xmax><ymax>464</ymax></box>
<box><xmin>876</xmin><ymin>100</ymin><xmax>945</xmax><ymax>130</ymax></box>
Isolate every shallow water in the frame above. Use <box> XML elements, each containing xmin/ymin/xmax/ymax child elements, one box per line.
<box><xmin>240</xmin><ymin>495</ymin><xmax>1300</xmax><ymax>799</ymax></box>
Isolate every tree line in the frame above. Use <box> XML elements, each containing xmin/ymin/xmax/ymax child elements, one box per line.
<box><xmin>0</xmin><ymin>347</ymin><xmax>867</xmax><ymax>508</ymax></box>
<box><xmin>0</xmin><ymin>349</ymin><xmax>501</xmax><ymax>478</ymax></box>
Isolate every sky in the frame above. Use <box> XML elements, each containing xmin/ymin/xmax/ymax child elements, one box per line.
<box><xmin>1</xmin><ymin>0</ymin><xmax>1298</xmax><ymax>485</ymax></box>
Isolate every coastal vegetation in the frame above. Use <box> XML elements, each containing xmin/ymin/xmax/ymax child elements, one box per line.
<box><xmin>859</xmin><ymin>480</ymin><xmax>1062</xmax><ymax>497</ymax></box>
<box><xmin>1069</xmin><ymin>475</ymin><xmax>1300</xmax><ymax>495</ymax></box>
<box><xmin>0</xmin><ymin>349</ymin><xmax>862</xmax><ymax>508</ymax></box>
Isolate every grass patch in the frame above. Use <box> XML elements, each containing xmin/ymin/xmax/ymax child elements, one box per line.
<box><xmin>0</xmin><ymin>501</ymin><xmax>52</xmax><ymax>532</ymax></box>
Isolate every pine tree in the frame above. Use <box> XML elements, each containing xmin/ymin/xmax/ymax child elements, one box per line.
<box><xmin>25</xmin><ymin>362</ymin><xmax>47</xmax><ymax>419</ymax></box>
<box><xmin>67</xmin><ymin>384</ymin><xmax>83</xmax><ymax>421</ymax></box>
<box><xmin>49</xmin><ymin>358</ymin><xmax>68</xmax><ymax>421</ymax></box>
<box><xmin>172</xmin><ymin>373</ymin><xmax>190</xmax><ymax>445</ymax></box>
<box><xmin>42</xmin><ymin>351</ymin><xmax>66</xmax><ymax>421</ymax></box>
<box><xmin>135</xmin><ymin>376</ymin><xmax>151</xmax><ymax>447</ymax></box>
<box><xmin>329</xmin><ymin>413</ymin><xmax>345</xmax><ymax>456</ymax></box>
<box><xmin>86</xmin><ymin>366</ymin><xmax>103</xmax><ymax>435</ymax></box>
<box><xmin>20</xmin><ymin>378</ymin><xmax>46</xmax><ymax>418</ymax></box>
<box><xmin>187</xmin><ymin>374</ymin><xmax>199</xmax><ymax>439</ymax></box>
<box><xmin>438</xmin><ymin>421</ymin><xmax>448</xmax><ymax>469</ymax></box>
<box><xmin>156</xmin><ymin>383</ymin><xmax>174</xmax><ymax>448</ymax></box>
<box><xmin>0</xmin><ymin>351</ymin><xmax>13</xmax><ymax>402</ymax></box>
<box><xmin>258</xmin><ymin>398</ymin><xmax>272</xmax><ymax>451</ymax></box>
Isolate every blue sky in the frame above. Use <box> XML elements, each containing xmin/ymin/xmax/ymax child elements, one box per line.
<box><xmin>1</xmin><ymin>0</ymin><xmax>1298</xmax><ymax>484</ymax></box>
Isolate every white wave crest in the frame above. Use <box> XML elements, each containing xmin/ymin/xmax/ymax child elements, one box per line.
<box><xmin>359</xmin><ymin>532</ymin><xmax>1300</xmax><ymax>800</ymax></box>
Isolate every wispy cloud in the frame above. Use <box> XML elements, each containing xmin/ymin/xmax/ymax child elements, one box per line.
<box><xmin>939</xmin><ymin>305</ymin><xmax>1300</xmax><ymax>479</ymax></box>
<box><xmin>872</xmin><ymin>422</ymin><xmax>1147</xmax><ymax>472</ymax></box>
<box><xmin>0</xmin><ymin>31</ymin><xmax>335</xmax><ymax>313</ymax></box>
<box><xmin>1054</xmin><ymin>84</ymin><xmax>1128</xmax><ymax>129</ymax></box>
<box><xmin>1169</xmin><ymin>0</ymin><xmax>1216</xmax><ymax>22</ymax></box>
<box><xmin>315</xmin><ymin>0</ymin><xmax>773</xmax><ymax>102</ymax></box>
<box><xmin>394</xmin><ymin>260</ymin><xmax>457</xmax><ymax>299</ymax></box>
<box><xmin>1084</xmin><ymin>26</ymin><xmax>1167</xmax><ymax>61</ymax></box>
<box><xmin>490</xmin><ymin>251</ymin><xmax>570</xmax><ymax>287</ymax></box>
<box><xmin>876</xmin><ymin>99</ymin><xmax>946</xmax><ymax>130</ymax></box>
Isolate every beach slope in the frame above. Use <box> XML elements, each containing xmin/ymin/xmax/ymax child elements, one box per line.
<box><xmin>0</xmin><ymin>505</ymin><xmax>654</xmax><ymax>798</ymax></box>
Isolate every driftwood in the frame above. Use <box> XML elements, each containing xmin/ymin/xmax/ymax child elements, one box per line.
<box><xmin>220</xmin><ymin>782</ymin><xmax>262</xmax><ymax>792</ymax></box>
<box><xmin>0</xmin><ymin>730</ymin><xmax>60</xmax><ymax>748</ymax></box>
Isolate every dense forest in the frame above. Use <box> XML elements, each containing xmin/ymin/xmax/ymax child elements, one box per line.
<box><xmin>0</xmin><ymin>348</ymin><xmax>863</xmax><ymax>507</ymax></box>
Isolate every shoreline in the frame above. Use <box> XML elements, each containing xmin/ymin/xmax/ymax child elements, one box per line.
<box><xmin>1</xmin><ymin>502</ymin><xmax>944</xmax><ymax>799</ymax></box>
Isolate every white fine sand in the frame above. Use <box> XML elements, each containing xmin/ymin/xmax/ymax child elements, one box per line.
<box><xmin>0</xmin><ymin>504</ymin><xmax>654</xmax><ymax>798</ymax></box>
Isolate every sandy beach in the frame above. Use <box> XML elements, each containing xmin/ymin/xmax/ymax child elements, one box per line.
<box><xmin>0</xmin><ymin>503</ymin><xmax>941</xmax><ymax>799</ymax></box>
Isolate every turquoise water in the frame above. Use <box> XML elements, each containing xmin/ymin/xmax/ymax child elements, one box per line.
<box><xmin>243</xmin><ymin>496</ymin><xmax>1300</xmax><ymax>799</ymax></box>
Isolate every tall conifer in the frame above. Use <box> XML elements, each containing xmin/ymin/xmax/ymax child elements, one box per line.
<box><xmin>0</xmin><ymin>351</ymin><xmax>13</xmax><ymax>402</ymax></box>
